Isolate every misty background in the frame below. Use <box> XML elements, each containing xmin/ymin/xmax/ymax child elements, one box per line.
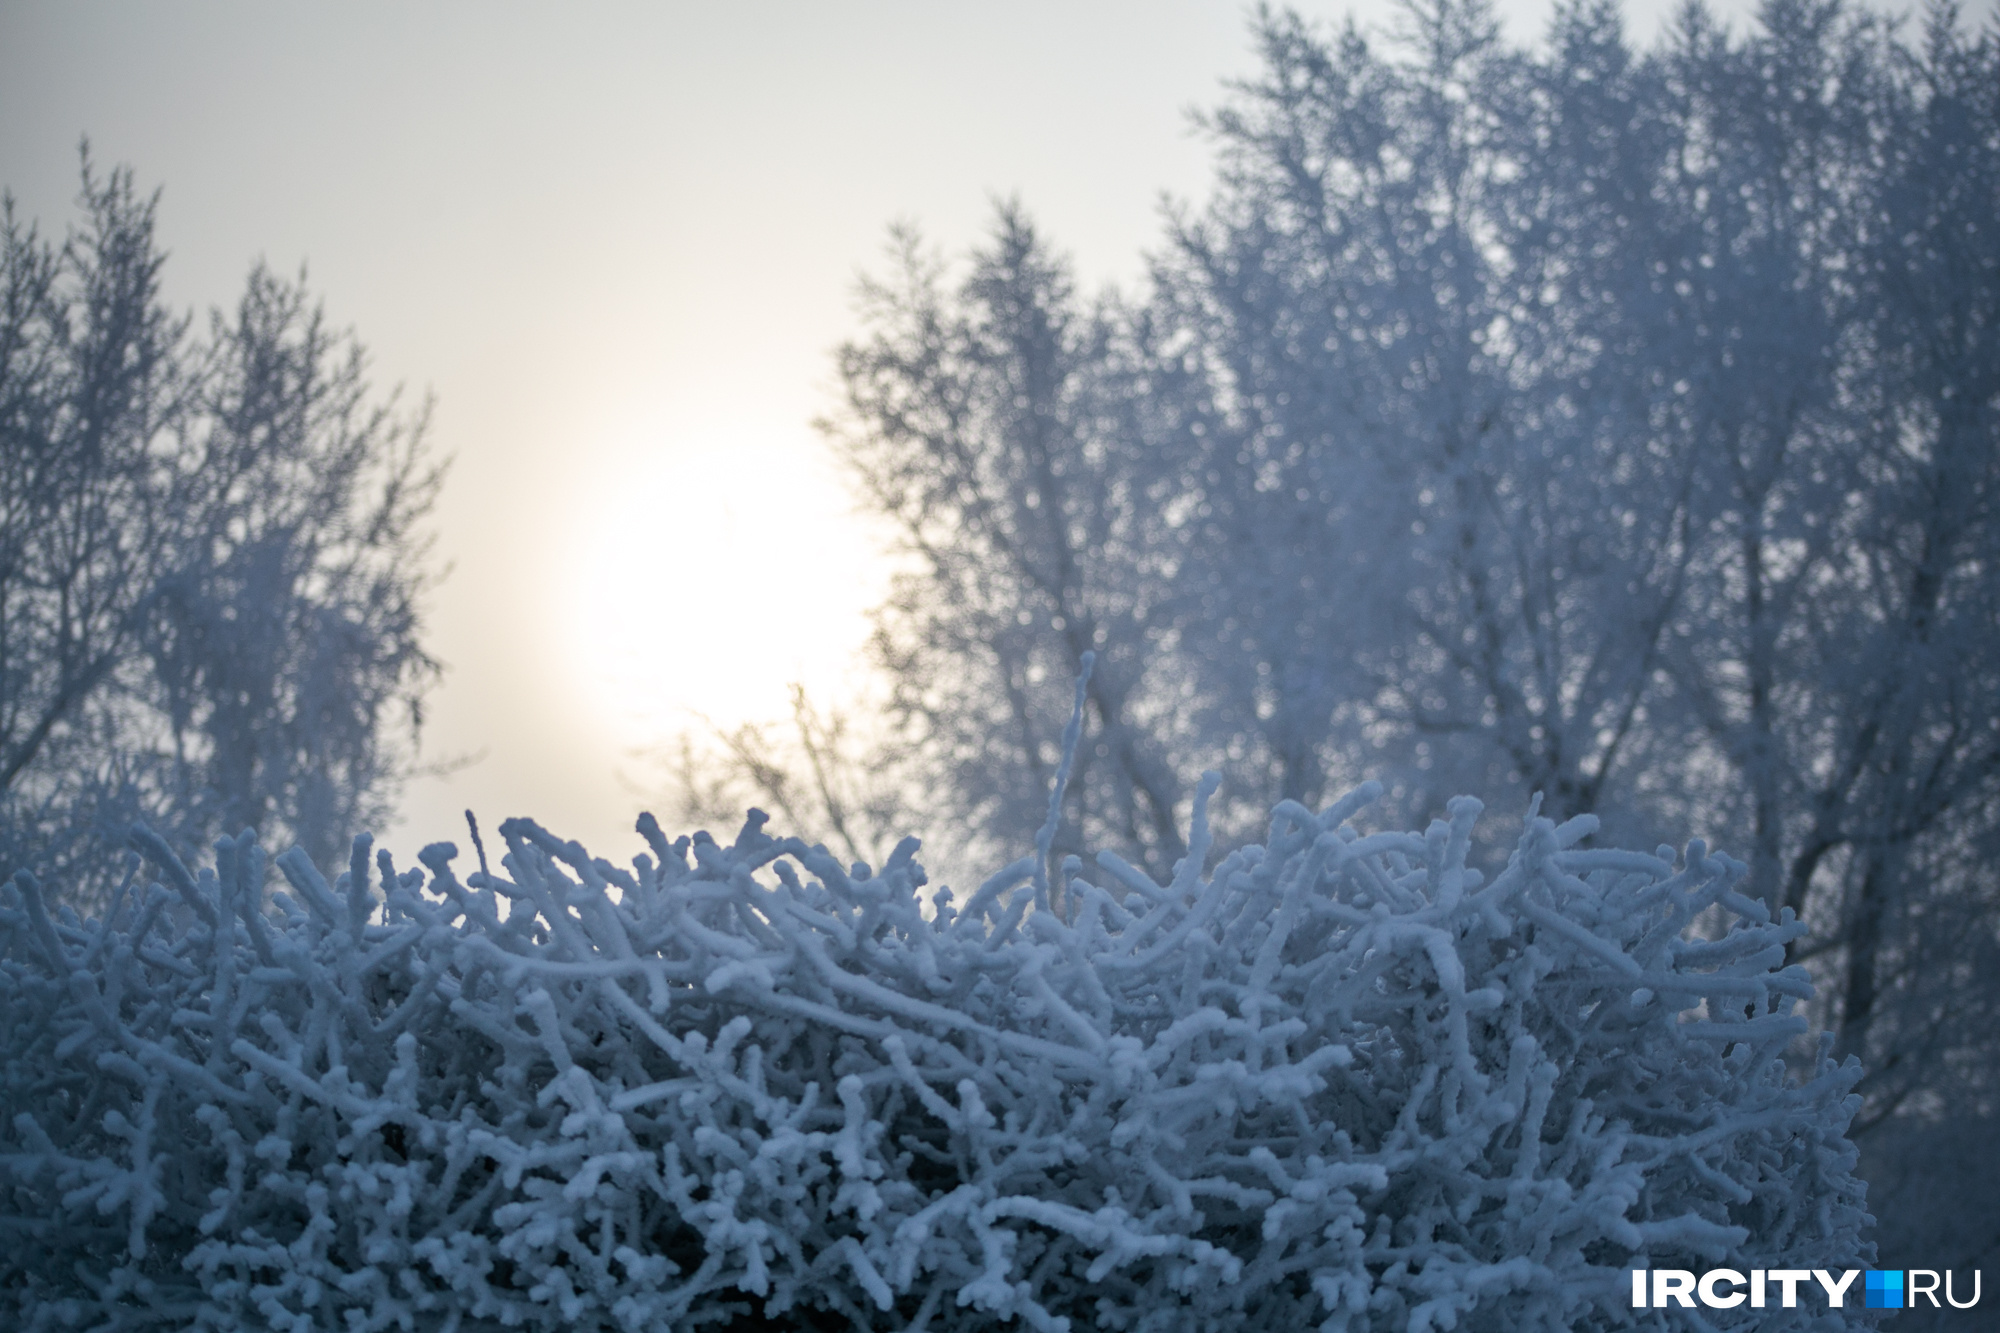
<box><xmin>3</xmin><ymin>0</ymin><xmax>1759</xmax><ymax>864</ymax></box>
<box><xmin>6</xmin><ymin>0</ymin><xmax>1999</xmax><ymax>1315</ymax></box>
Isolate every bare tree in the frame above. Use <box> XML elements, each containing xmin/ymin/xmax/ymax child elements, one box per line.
<box><xmin>0</xmin><ymin>156</ymin><xmax>445</xmax><ymax>891</ymax></box>
<box><xmin>654</xmin><ymin>684</ymin><xmax>920</xmax><ymax>875</ymax></box>
<box><xmin>823</xmin><ymin>211</ymin><xmax>1194</xmax><ymax>879</ymax></box>
<box><xmin>809</xmin><ymin>0</ymin><xmax>2000</xmax><ymax>1257</ymax></box>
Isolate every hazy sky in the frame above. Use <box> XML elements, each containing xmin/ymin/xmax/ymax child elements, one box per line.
<box><xmin>3</xmin><ymin>0</ymin><xmax>1776</xmax><ymax>865</ymax></box>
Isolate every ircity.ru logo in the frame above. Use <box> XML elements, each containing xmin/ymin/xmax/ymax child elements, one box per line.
<box><xmin>1630</xmin><ymin>1268</ymin><xmax>1982</xmax><ymax>1311</ymax></box>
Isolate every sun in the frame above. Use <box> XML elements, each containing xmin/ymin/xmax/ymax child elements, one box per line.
<box><xmin>561</xmin><ymin>424</ymin><xmax>885</xmax><ymax>748</ymax></box>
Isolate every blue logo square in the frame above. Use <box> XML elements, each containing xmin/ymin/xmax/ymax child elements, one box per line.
<box><xmin>1866</xmin><ymin>1270</ymin><xmax>1904</xmax><ymax>1310</ymax></box>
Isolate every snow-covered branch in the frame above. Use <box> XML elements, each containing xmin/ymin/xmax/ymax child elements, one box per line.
<box><xmin>2</xmin><ymin>785</ymin><xmax>1870</xmax><ymax>1329</ymax></box>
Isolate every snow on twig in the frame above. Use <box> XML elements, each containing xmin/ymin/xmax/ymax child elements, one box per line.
<box><xmin>2</xmin><ymin>783</ymin><xmax>1870</xmax><ymax>1330</ymax></box>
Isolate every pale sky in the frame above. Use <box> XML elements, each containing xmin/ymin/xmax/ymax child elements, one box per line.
<box><xmin>2</xmin><ymin>0</ymin><xmax>1772</xmax><ymax>866</ymax></box>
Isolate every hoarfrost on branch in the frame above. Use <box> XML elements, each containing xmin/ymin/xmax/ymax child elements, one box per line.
<box><xmin>3</xmin><ymin>779</ymin><xmax>1869</xmax><ymax>1329</ymax></box>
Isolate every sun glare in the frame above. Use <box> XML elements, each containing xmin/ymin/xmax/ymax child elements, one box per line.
<box><xmin>562</xmin><ymin>427</ymin><xmax>883</xmax><ymax>750</ymax></box>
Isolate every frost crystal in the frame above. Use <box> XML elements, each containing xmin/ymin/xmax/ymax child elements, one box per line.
<box><xmin>3</xmin><ymin>784</ymin><xmax>1871</xmax><ymax>1329</ymax></box>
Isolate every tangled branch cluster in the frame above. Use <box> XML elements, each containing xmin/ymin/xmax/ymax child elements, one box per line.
<box><xmin>3</xmin><ymin>777</ymin><xmax>1870</xmax><ymax>1330</ymax></box>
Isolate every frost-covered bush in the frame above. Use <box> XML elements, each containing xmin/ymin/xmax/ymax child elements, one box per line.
<box><xmin>3</xmin><ymin>781</ymin><xmax>1871</xmax><ymax>1330</ymax></box>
